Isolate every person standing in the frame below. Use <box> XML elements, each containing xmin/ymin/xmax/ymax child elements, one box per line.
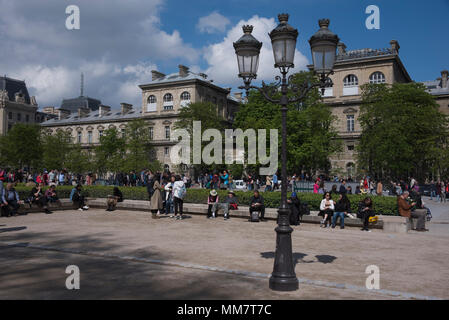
<box><xmin>265</xmin><ymin>176</ymin><xmax>272</xmax><ymax>192</ymax></box>
<box><xmin>150</xmin><ymin>180</ymin><xmax>163</xmax><ymax>218</ymax></box>
<box><xmin>339</xmin><ymin>180</ymin><xmax>347</xmax><ymax>195</ymax></box>
<box><xmin>376</xmin><ymin>181</ymin><xmax>383</xmax><ymax>196</ymax></box>
<box><xmin>441</xmin><ymin>181</ymin><xmax>447</xmax><ymax>203</ymax></box>
<box><xmin>173</xmin><ymin>175</ymin><xmax>186</xmax><ymax>220</ymax></box>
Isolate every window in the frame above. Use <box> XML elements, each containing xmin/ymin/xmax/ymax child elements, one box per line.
<box><xmin>321</xmin><ymin>78</ymin><xmax>333</xmax><ymax>97</ymax></box>
<box><xmin>8</xmin><ymin>123</ymin><xmax>12</xmax><ymax>131</ymax></box>
<box><xmin>163</xmin><ymin>93</ymin><xmax>173</xmax><ymax>102</ymax></box>
<box><xmin>8</xmin><ymin>112</ymin><xmax>12</xmax><ymax>120</ymax></box>
<box><xmin>88</xmin><ymin>131</ymin><xmax>93</xmax><ymax>144</ymax></box>
<box><xmin>163</xmin><ymin>93</ymin><xmax>173</xmax><ymax>110</ymax></box>
<box><xmin>369</xmin><ymin>72</ymin><xmax>385</xmax><ymax>84</ymax></box>
<box><xmin>148</xmin><ymin>95</ymin><xmax>156</xmax><ymax>103</ymax></box>
<box><xmin>347</xmin><ymin>145</ymin><xmax>355</xmax><ymax>151</ymax></box>
<box><xmin>26</xmin><ymin>114</ymin><xmax>29</xmax><ymax>122</ymax></box>
<box><xmin>347</xmin><ymin>115</ymin><xmax>355</xmax><ymax>132</ymax></box>
<box><xmin>180</xmin><ymin>92</ymin><xmax>190</xmax><ymax>101</ymax></box>
<box><xmin>121</xmin><ymin>128</ymin><xmax>126</xmax><ymax>138</ymax></box>
<box><xmin>17</xmin><ymin>113</ymin><xmax>21</xmax><ymax>121</ymax></box>
<box><xmin>99</xmin><ymin>130</ymin><xmax>104</xmax><ymax>138</ymax></box>
<box><xmin>165</xmin><ymin>126</ymin><xmax>170</xmax><ymax>139</ymax></box>
<box><xmin>77</xmin><ymin>132</ymin><xmax>82</xmax><ymax>143</ymax></box>
<box><xmin>164</xmin><ymin>147</ymin><xmax>169</xmax><ymax>156</ymax></box>
<box><xmin>343</xmin><ymin>75</ymin><xmax>358</xmax><ymax>95</ymax></box>
<box><xmin>147</xmin><ymin>95</ymin><xmax>157</xmax><ymax>112</ymax></box>
<box><xmin>343</xmin><ymin>74</ymin><xmax>358</xmax><ymax>86</ymax></box>
<box><xmin>149</xmin><ymin>127</ymin><xmax>154</xmax><ymax>140</ymax></box>
<box><xmin>212</xmin><ymin>97</ymin><xmax>217</xmax><ymax>105</ymax></box>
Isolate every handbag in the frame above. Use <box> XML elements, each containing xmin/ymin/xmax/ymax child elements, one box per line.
<box><xmin>368</xmin><ymin>216</ymin><xmax>378</xmax><ymax>224</ymax></box>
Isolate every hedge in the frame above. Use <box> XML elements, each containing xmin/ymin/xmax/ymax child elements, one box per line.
<box><xmin>12</xmin><ymin>185</ymin><xmax>399</xmax><ymax>216</ymax></box>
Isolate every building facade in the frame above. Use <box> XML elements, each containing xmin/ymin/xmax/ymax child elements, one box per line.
<box><xmin>0</xmin><ymin>76</ymin><xmax>55</xmax><ymax>135</ymax></box>
<box><xmin>41</xmin><ymin>65</ymin><xmax>241</xmax><ymax>172</ymax></box>
<box><xmin>309</xmin><ymin>40</ymin><xmax>412</xmax><ymax>178</ymax></box>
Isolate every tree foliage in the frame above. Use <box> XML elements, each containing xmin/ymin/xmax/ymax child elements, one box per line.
<box><xmin>357</xmin><ymin>82</ymin><xmax>449</xmax><ymax>180</ymax></box>
<box><xmin>233</xmin><ymin>71</ymin><xmax>341</xmax><ymax>176</ymax></box>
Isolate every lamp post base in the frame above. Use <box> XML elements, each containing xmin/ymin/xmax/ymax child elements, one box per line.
<box><xmin>269</xmin><ymin>207</ymin><xmax>299</xmax><ymax>292</ymax></box>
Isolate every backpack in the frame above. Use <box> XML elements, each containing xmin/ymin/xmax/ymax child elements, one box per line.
<box><xmin>299</xmin><ymin>202</ymin><xmax>310</xmax><ymax>216</ymax></box>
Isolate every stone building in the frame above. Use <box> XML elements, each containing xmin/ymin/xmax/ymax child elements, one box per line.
<box><xmin>308</xmin><ymin>40</ymin><xmax>412</xmax><ymax>178</ymax></box>
<box><xmin>41</xmin><ymin>65</ymin><xmax>241</xmax><ymax>172</ymax></box>
<box><xmin>0</xmin><ymin>76</ymin><xmax>54</xmax><ymax>135</ymax></box>
<box><xmin>422</xmin><ymin>70</ymin><xmax>449</xmax><ymax>116</ymax></box>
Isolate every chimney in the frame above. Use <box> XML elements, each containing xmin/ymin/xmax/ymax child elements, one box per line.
<box><xmin>151</xmin><ymin>70</ymin><xmax>165</xmax><ymax>81</ymax></box>
<box><xmin>337</xmin><ymin>42</ymin><xmax>346</xmax><ymax>57</ymax></box>
<box><xmin>390</xmin><ymin>40</ymin><xmax>400</xmax><ymax>54</ymax></box>
<box><xmin>441</xmin><ymin>70</ymin><xmax>448</xmax><ymax>88</ymax></box>
<box><xmin>57</xmin><ymin>108</ymin><xmax>70</xmax><ymax>120</ymax></box>
<box><xmin>178</xmin><ymin>65</ymin><xmax>189</xmax><ymax>77</ymax></box>
<box><xmin>199</xmin><ymin>73</ymin><xmax>208</xmax><ymax>79</ymax></box>
<box><xmin>99</xmin><ymin>104</ymin><xmax>111</xmax><ymax>116</ymax></box>
<box><xmin>120</xmin><ymin>103</ymin><xmax>133</xmax><ymax>115</ymax></box>
<box><xmin>78</xmin><ymin>107</ymin><xmax>90</xmax><ymax>118</ymax></box>
<box><xmin>234</xmin><ymin>92</ymin><xmax>243</xmax><ymax>102</ymax></box>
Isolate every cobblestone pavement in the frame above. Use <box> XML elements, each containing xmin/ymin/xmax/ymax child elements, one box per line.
<box><xmin>0</xmin><ymin>207</ymin><xmax>448</xmax><ymax>299</ymax></box>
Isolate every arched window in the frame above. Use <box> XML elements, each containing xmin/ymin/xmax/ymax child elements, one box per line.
<box><xmin>369</xmin><ymin>72</ymin><xmax>385</xmax><ymax>84</ymax></box>
<box><xmin>148</xmin><ymin>95</ymin><xmax>156</xmax><ymax>104</ymax></box>
<box><xmin>163</xmin><ymin>93</ymin><xmax>173</xmax><ymax>102</ymax></box>
<box><xmin>343</xmin><ymin>75</ymin><xmax>359</xmax><ymax>95</ymax></box>
<box><xmin>147</xmin><ymin>95</ymin><xmax>157</xmax><ymax>112</ymax></box>
<box><xmin>180</xmin><ymin>92</ymin><xmax>190</xmax><ymax>101</ymax></box>
<box><xmin>343</xmin><ymin>74</ymin><xmax>358</xmax><ymax>86</ymax></box>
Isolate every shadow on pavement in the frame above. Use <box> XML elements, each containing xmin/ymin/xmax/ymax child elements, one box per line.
<box><xmin>260</xmin><ymin>251</ymin><xmax>337</xmax><ymax>266</ymax></box>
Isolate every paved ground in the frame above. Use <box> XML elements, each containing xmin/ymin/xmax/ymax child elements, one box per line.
<box><xmin>0</xmin><ymin>202</ymin><xmax>448</xmax><ymax>300</ymax></box>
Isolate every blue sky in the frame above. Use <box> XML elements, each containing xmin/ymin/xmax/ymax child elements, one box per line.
<box><xmin>0</xmin><ymin>0</ymin><xmax>447</xmax><ymax>108</ymax></box>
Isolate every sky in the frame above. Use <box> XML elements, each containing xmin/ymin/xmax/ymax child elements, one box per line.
<box><xmin>0</xmin><ymin>0</ymin><xmax>447</xmax><ymax>109</ymax></box>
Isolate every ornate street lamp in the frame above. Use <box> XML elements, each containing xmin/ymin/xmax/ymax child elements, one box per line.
<box><xmin>234</xmin><ymin>15</ymin><xmax>339</xmax><ymax>292</ymax></box>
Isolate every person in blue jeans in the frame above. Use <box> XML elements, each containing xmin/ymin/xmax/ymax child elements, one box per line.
<box><xmin>332</xmin><ymin>193</ymin><xmax>351</xmax><ymax>229</ymax></box>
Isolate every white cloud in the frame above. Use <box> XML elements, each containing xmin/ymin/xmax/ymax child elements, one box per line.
<box><xmin>203</xmin><ymin>15</ymin><xmax>309</xmax><ymax>90</ymax></box>
<box><xmin>197</xmin><ymin>11</ymin><xmax>231</xmax><ymax>34</ymax></box>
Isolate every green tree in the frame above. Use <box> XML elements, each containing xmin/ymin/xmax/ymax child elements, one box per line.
<box><xmin>41</xmin><ymin>130</ymin><xmax>73</xmax><ymax>170</ymax></box>
<box><xmin>174</xmin><ymin>102</ymin><xmax>228</xmax><ymax>174</ymax></box>
<box><xmin>94</xmin><ymin>127</ymin><xmax>126</xmax><ymax>174</ymax></box>
<box><xmin>64</xmin><ymin>143</ymin><xmax>91</xmax><ymax>174</ymax></box>
<box><xmin>121</xmin><ymin>119</ymin><xmax>155</xmax><ymax>172</ymax></box>
<box><xmin>233</xmin><ymin>71</ymin><xmax>340</xmax><ymax>176</ymax></box>
<box><xmin>357</xmin><ymin>82</ymin><xmax>449</xmax><ymax>180</ymax></box>
<box><xmin>0</xmin><ymin>123</ymin><xmax>43</xmax><ymax>169</ymax></box>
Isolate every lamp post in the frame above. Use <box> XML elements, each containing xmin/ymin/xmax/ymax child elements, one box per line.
<box><xmin>234</xmin><ymin>14</ymin><xmax>339</xmax><ymax>291</ymax></box>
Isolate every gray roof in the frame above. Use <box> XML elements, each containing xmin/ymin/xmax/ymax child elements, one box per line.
<box><xmin>140</xmin><ymin>71</ymin><xmax>216</xmax><ymax>87</ymax></box>
<box><xmin>421</xmin><ymin>80</ymin><xmax>449</xmax><ymax>96</ymax></box>
<box><xmin>0</xmin><ymin>76</ymin><xmax>31</xmax><ymax>104</ymax></box>
<box><xmin>41</xmin><ymin>107</ymin><xmax>142</xmax><ymax>126</ymax></box>
<box><xmin>337</xmin><ymin>48</ymin><xmax>394</xmax><ymax>62</ymax></box>
<box><xmin>61</xmin><ymin>95</ymin><xmax>102</xmax><ymax>113</ymax></box>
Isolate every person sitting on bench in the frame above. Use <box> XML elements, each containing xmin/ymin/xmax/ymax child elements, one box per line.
<box><xmin>249</xmin><ymin>190</ymin><xmax>265</xmax><ymax>221</ymax></box>
<box><xmin>45</xmin><ymin>184</ymin><xmax>62</xmax><ymax>207</ymax></box>
<box><xmin>70</xmin><ymin>184</ymin><xmax>89</xmax><ymax>211</ymax></box>
<box><xmin>398</xmin><ymin>191</ymin><xmax>428</xmax><ymax>232</ymax></box>
<box><xmin>211</xmin><ymin>191</ymin><xmax>238</xmax><ymax>220</ymax></box>
<box><xmin>29</xmin><ymin>183</ymin><xmax>52</xmax><ymax>214</ymax></box>
<box><xmin>106</xmin><ymin>186</ymin><xmax>123</xmax><ymax>211</ymax></box>
<box><xmin>2</xmin><ymin>183</ymin><xmax>22</xmax><ymax>217</ymax></box>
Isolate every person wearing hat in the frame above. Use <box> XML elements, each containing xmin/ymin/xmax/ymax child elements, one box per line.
<box><xmin>207</xmin><ymin>189</ymin><xmax>219</xmax><ymax>218</ymax></box>
<box><xmin>211</xmin><ymin>190</ymin><xmax>238</xmax><ymax>220</ymax></box>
